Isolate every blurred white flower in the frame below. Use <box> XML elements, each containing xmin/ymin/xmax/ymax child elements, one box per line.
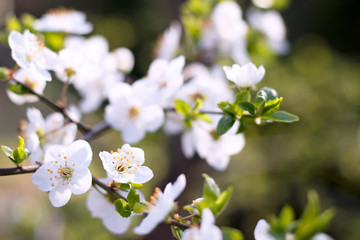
<box><xmin>134</xmin><ymin>174</ymin><xmax>186</xmax><ymax>235</ymax></box>
<box><xmin>247</xmin><ymin>8</ymin><xmax>289</xmax><ymax>54</ymax></box>
<box><xmin>110</xmin><ymin>47</ymin><xmax>135</xmax><ymax>73</ymax></box>
<box><xmin>25</xmin><ymin>107</ymin><xmax>78</xmax><ymax>164</ymax></box>
<box><xmin>8</xmin><ymin>30</ymin><xmax>58</xmax><ymax>80</ymax></box>
<box><xmin>155</xmin><ymin>21</ymin><xmax>182</xmax><ymax>60</ymax></box>
<box><xmin>254</xmin><ymin>219</ymin><xmax>276</xmax><ymax>240</ymax></box>
<box><xmin>223</xmin><ymin>62</ymin><xmax>265</xmax><ymax>87</ymax></box>
<box><xmin>55</xmin><ymin>35</ymin><xmax>125</xmax><ymax>113</ymax></box>
<box><xmin>254</xmin><ymin>219</ymin><xmax>334</xmax><ymax>240</ymax></box>
<box><xmin>105</xmin><ymin>82</ymin><xmax>164</xmax><ymax>143</ymax></box>
<box><xmin>6</xmin><ymin>67</ymin><xmax>47</xmax><ymax>105</ymax></box>
<box><xmin>34</xmin><ymin>8</ymin><xmax>93</xmax><ymax>34</ymax></box>
<box><xmin>99</xmin><ymin>144</ymin><xmax>153</xmax><ymax>184</ymax></box>
<box><xmin>32</xmin><ymin>140</ymin><xmax>93</xmax><ymax>207</ymax></box>
<box><xmin>133</xmin><ymin>55</ymin><xmax>185</xmax><ymax>106</ymax></box>
<box><xmin>182</xmin><ymin>208</ymin><xmax>222</xmax><ymax>240</ymax></box>
<box><xmin>86</xmin><ymin>177</ymin><xmax>144</xmax><ymax>235</ymax></box>
<box><xmin>211</xmin><ymin>1</ymin><xmax>248</xmax><ymax>43</ymax></box>
<box><xmin>195</xmin><ymin>119</ymin><xmax>245</xmax><ymax>171</ymax></box>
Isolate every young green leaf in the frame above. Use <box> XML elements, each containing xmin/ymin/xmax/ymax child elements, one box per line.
<box><xmin>261</xmin><ymin>111</ymin><xmax>299</xmax><ymax>123</ymax></box>
<box><xmin>8</xmin><ymin>83</ymin><xmax>30</xmax><ymax>95</ymax></box>
<box><xmin>202</xmin><ymin>174</ymin><xmax>221</xmax><ymax>201</ymax></box>
<box><xmin>221</xmin><ymin>227</ymin><xmax>244</xmax><ymax>240</ymax></box>
<box><xmin>235</xmin><ymin>91</ymin><xmax>251</xmax><ymax>103</ymax></box>
<box><xmin>237</xmin><ymin>102</ymin><xmax>255</xmax><ymax>116</ymax></box>
<box><xmin>175</xmin><ymin>99</ymin><xmax>191</xmax><ymax>116</ymax></box>
<box><xmin>213</xmin><ymin>187</ymin><xmax>233</xmax><ymax>216</ymax></box>
<box><xmin>133</xmin><ymin>202</ymin><xmax>147</xmax><ymax>214</ymax></box>
<box><xmin>127</xmin><ymin>188</ymin><xmax>140</xmax><ymax>208</ymax></box>
<box><xmin>114</xmin><ymin>199</ymin><xmax>132</xmax><ymax>218</ymax></box>
<box><xmin>1</xmin><ymin>145</ymin><xmax>15</xmax><ymax>163</ymax></box>
<box><xmin>216</xmin><ymin>115</ymin><xmax>235</xmax><ymax>136</ymax></box>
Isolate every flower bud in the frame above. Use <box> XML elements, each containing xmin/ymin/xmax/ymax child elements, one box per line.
<box><xmin>0</xmin><ymin>67</ymin><xmax>10</xmax><ymax>81</ymax></box>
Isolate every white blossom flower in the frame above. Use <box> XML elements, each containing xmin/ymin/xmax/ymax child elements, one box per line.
<box><xmin>182</xmin><ymin>208</ymin><xmax>222</xmax><ymax>240</ymax></box>
<box><xmin>32</xmin><ymin>140</ymin><xmax>93</xmax><ymax>207</ymax></box>
<box><xmin>223</xmin><ymin>62</ymin><xmax>265</xmax><ymax>87</ymax></box>
<box><xmin>211</xmin><ymin>1</ymin><xmax>248</xmax><ymax>43</ymax></box>
<box><xmin>25</xmin><ymin>108</ymin><xmax>78</xmax><ymax>164</ymax></box>
<box><xmin>254</xmin><ymin>219</ymin><xmax>334</xmax><ymax>240</ymax></box>
<box><xmin>110</xmin><ymin>47</ymin><xmax>135</xmax><ymax>73</ymax></box>
<box><xmin>194</xmin><ymin>119</ymin><xmax>245</xmax><ymax>171</ymax></box>
<box><xmin>105</xmin><ymin>82</ymin><xmax>164</xmax><ymax>143</ymax></box>
<box><xmin>6</xmin><ymin>67</ymin><xmax>47</xmax><ymax>105</ymax></box>
<box><xmin>134</xmin><ymin>174</ymin><xmax>186</xmax><ymax>235</ymax></box>
<box><xmin>155</xmin><ymin>21</ymin><xmax>182</xmax><ymax>60</ymax></box>
<box><xmin>34</xmin><ymin>8</ymin><xmax>93</xmax><ymax>34</ymax></box>
<box><xmin>8</xmin><ymin>30</ymin><xmax>58</xmax><ymax>80</ymax></box>
<box><xmin>254</xmin><ymin>219</ymin><xmax>276</xmax><ymax>240</ymax></box>
<box><xmin>247</xmin><ymin>8</ymin><xmax>289</xmax><ymax>54</ymax></box>
<box><xmin>99</xmin><ymin>144</ymin><xmax>153</xmax><ymax>184</ymax></box>
<box><xmin>86</xmin><ymin>177</ymin><xmax>145</xmax><ymax>235</ymax></box>
<box><xmin>132</xmin><ymin>55</ymin><xmax>185</xmax><ymax>106</ymax></box>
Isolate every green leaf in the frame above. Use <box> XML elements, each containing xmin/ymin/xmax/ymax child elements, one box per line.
<box><xmin>6</xmin><ymin>15</ymin><xmax>21</xmax><ymax>32</ymax></box>
<box><xmin>12</xmin><ymin>148</ymin><xmax>26</xmax><ymax>164</ymax></box>
<box><xmin>235</xmin><ymin>91</ymin><xmax>251</xmax><ymax>103</ymax></box>
<box><xmin>0</xmin><ymin>67</ymin><xmax>10</xmax><ymax>80</ymax></box>
<box><xmin>213</xmin><ymin>187</ymin><xmax>233</xmax><ymax>216</ymax></box>
<box><xmin>262</xmin><ymin>97</ymin><xmax>283</xmax><ymax>116</ymax></box>
<box><xmin>130</xmin><ymin>182</ymin><xmax>143</xmax><ymax>189</ymax></box>
<box><xmin>221</xmin><ymin>227</ymin><xmax>244</xmax><ymax>240</ymax></box>
<box><xmin>279</xmin><ymin>205</ymin><xmax>295</xmax><ymax>228</ymax></box>
<box><xmin>133</xmin><ymin>202</ymin><xmax>147</xmax><ymax>213</ymax></box>
<box><xmin>216</xmin><ymin>115</ymin><xmax>235</xmax><ymax>136</ymax></box>
<box><xmin>127</xmin><ymin>188</ymin><xmax>140</xmax><ymax>208</ymax></box>
<box><xmin>236</xmin><ymin>119</ymin><xmax>247</xmax><ymax>133</ymax></box>
<box><xmin>171</xmin><ymin>225</ymin><xmax>183</xmax><ymax>240</ymax></box>
<box><xmin>8</xmin><ymin>83</ymin><xmax>30</xmax><ymax>95</ymax></box>
<box><xmin>202</xmin><ymin>174</ymin><xmax>221</xmax><ymax>201</ymax></box>
<box><xmin>237</xmin><ymin>102</ymin><xmax>255</xmax><ymax>116</ymax></box>
<box><xmin>114</xmin><ymin>199</ymin><xmax>132</xmax><ymax>218</ymax></box>
<box><xmin>174</xmin><ymin>99</ymin><xmax>191</xmax><ymax>116</ymax></box>
<box><xmin>257</xmin><ymin>100</ymin><xmax>265</xmax><ymax>115</ymax></box>
<box><xmin>260</xmin><ymin>87</ymin><xmax>278</xmax><ymax>101</ymax></box>
<box><xmin>218</xmin><ymin>101</ymin><xmax>237</xmax><ymax>119</ymax></box>
<box><xmin>196</xmin><ymin>113</ymin><xmax>212</xmax><ymax>123</ymax></box>
<box><xmin>254</xmin><ymin>90</ymin><xmax>267</xmax><ymax>106</ymax></box>
<box><xmin>1</xmin><ymin>145</ymin><xmax>15</xmax><ymax>163</ymax></box>
<box><xmin>119</xmin><ymin>183</ymin><xmax>130</xmax><ymax>191</ymax></box>
<box><xmin>261</xmin><ymin>111</ymin><xmax>299</xmax><ymax>123</ymax></box>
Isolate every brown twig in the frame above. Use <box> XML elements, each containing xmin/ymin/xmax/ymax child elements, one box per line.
<box><xmin>10</xmin><ymin>78</ymin><xmax>90</xmax><ymax>133</ymax></box>
<box><xmin>0</xmin><ymin>164</ymin><xmax>40</xmax><ymax>176</ymax></box>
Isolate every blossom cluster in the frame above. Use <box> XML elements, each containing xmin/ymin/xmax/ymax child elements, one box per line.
<box><xmin>0</xmin><ymin>0</ymin><xmax>332</xmax><ymax>240</ymax></box>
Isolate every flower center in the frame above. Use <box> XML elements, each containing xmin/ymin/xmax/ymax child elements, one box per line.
<box><xmin>111</xmin><ymin>149</ymin><xmax>140</xmax><ymax>175</ymax></box>
<box><xmin>58</xmin><ymin>165</ymin><xmax>74</xmax><ymax>180</ymax></box>
<box><xmin>129</xmin><ymin>107</ymin><xmax>139</xmax><ymax>118</ymax></box>
<box><xmin>48</xmin><ymin>154</ymin><xmax>76</xmax><ymax>187</ymax></box>
<box><xmin>48</xmin><ymin>7</ymin><xmax>75</xmax><ymax>16</ymax></box>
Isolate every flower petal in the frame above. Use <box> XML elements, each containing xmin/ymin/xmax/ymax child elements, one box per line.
<box><xmin>132</xmin><ymin>166</ymin><xmax>153</xmax><ymax>184</ymax></box>
<box><xmin>70</xmin><ymin>168</ymin><xmax>92</xmax><ymax>195</ymax></box>
<box><xmin>49</xmin><ymin>184</ymin><xmax>72</xmax><ymax>207</ymax></box>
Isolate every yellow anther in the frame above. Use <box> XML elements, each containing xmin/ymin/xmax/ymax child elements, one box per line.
<box><xmin>126</xmin><ymin>152</ymin><xmax>129</xmax><ymax>154</ymax></box>
<box><xmin>55</xmin><ymin>176</ymin><xmax>58</xmax><ymax>178</ymax></box>
<box><xmin>55</xmin><ymin>161</ymin><xmax>58</xmax><ymax>163</ymax></box>
<box><xmin>51</xmin><ymin>183</ymin><xmax>55</xmax><ymax>187</ymax></box>
<box><xmin>62</xmin><ymin>182</ymin><xmax>65</xmax><ymax>186</ymax></box>
<box><xmin>66</xmin><ymin>181</ymin><xmax>70</xmax><ymax>184</ymax></box>
<box><xmin>50</xmin><ymin>178</ymin><xmax>53</xmax><ymax>180</ymax></box>
<box><xmin>64</xmin><ymin>156</ymin><xmax>67</xmax><ymax>159</ymax></box>
<box><xmin>117</xmin><ymin>148</ymin><xmax>121</xmax><ymax>153</ymax></box>
<box><xmin>110</xmin><ymin>150</ymin><xmax>114</xmax><ymax>154</ymax></box>
<box><xmin>58</xmin><ymin>154</ymin><xmax>61</xmax><ymax>157</ymax></box>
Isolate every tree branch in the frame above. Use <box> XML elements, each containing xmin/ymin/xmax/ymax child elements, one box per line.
<box><xmin>82</xmin><ymin>121</ymin><xmax>110</xmax><ymax>141</ymax></box>
<box><xmin>10</xmin><ymin>78</ymin><xmax>90</xmax><ymax>133</ymax></box>
<box><xmin>168</xmin><ymin>219</ymin><xmax>191</xmax><ymax>229</ymax></box>
<box><xmin>0</xmin><ymin>164</ymin><xmax>40</xmax><ymax>176</ymax></box>
<box><xmin>163</xmin><ymin>107</ymin><xmax>224</xmax><ymax>115</ymax></box>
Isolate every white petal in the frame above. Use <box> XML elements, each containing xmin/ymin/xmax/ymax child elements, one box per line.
<box><xmin>132</xmin><ymin>166</ymin><xmax>153</xmax><ymax>184</ymax></box>
<box><xmin>32</xmin><ymin>164</ymin><xmax>57</xmax><ymax>192</ymax></box>
<box><xmin>254</xmin><ymin>219</ymin><xmax>275</xmax><ymax>240</ymax></box>
<box><xmin>68</xmin><ymin>140</ymin><xmax>93</xmax><ymax>168</ymax></box>
<box><xmin>163</xmin><ymin>174</ymin><xmax>186</xmax><ymax>200</ymax></box>
<box><xmin>70</xmin><ymin>168</ymin><xmax>92</xmax><ymax>195</ymax></box>
<box><xmin>49</xmin><ymin>184</ymin><xmax>72</xmax><ymax>207</ymax></box>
